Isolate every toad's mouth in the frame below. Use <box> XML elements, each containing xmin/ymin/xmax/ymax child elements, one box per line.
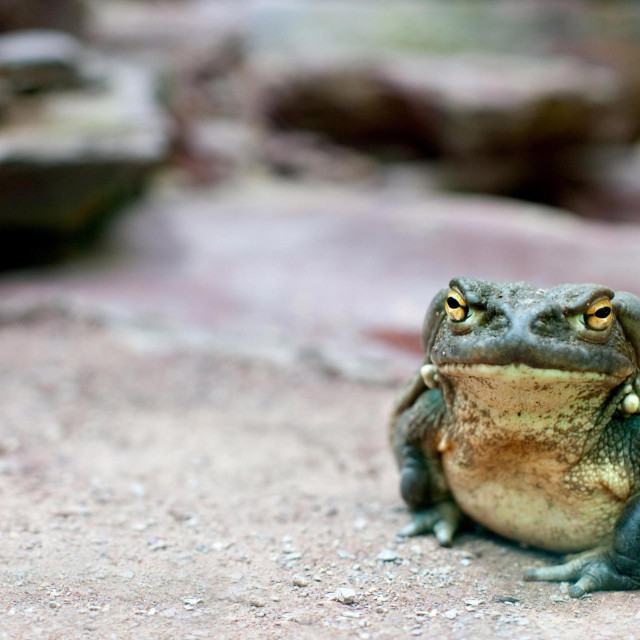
<box><xmin>429</xmin><ymin>334</ymin><xmax>636</xmax><ymax>378</ymax></box>
<box><xmin>438</xmin><ymin>362</ymin><xmax>626</xmax><ymax>383</ymax></box>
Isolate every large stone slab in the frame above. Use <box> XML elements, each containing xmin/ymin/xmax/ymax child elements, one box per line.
<box><xmin>2</xmin><ymin>179</ymin><xmax>640</xmax><ymax>378</ymax></box>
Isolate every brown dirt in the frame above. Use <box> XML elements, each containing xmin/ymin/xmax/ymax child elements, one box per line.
<box><xmin>0</xmin><ymin>310</ymin><xmax>637</xmax><ymax>639</ymax></box>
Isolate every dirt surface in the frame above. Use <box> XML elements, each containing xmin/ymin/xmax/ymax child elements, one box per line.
<box><xmin>0</xmin><ymin>310</ymin><xmax>636</xmax><ymax>640</ymax></box>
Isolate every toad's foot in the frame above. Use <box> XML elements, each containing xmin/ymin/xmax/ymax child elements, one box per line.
<box><xmin>524</xmin><ymin>548</ymin><xmax>640</xmax><ymax>597</ymax></box>
<box><xmin>397</xmin><ymin>500</ymin><xmax>462</xmax><ymax>546</ymax></box>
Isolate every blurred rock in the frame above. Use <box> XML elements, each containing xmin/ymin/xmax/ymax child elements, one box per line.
<box><xmin>0</xmin><ymin>30</ymin><xmax>84</xmax><ymax>93</ymax></box>
<box><xmin>387</xmin><ymin>55</ymin><xmax>623</xmax><ymax>156</ymax></box>
<box><xmin>261</xmin><ymin>64</ymin><xmax>428</xmax><ymax>156</ymax></box>
<box><xmin>0</xmin><ymin>0</ymin><xmax>86</xmax><ymax>37</ymax></box>
<box><xmin>0</xmin><ymin>59</ymin><xmax>170</xmax><ymax>265</ymax></box>
<box><xmin>261</xmin><ymin>54</ymin><xmax>625</xmax><ymax>174</ymax></box>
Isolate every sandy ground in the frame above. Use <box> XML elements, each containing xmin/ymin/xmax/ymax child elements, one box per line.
<box><xmin>0</xmin><ymin>310</ymin><xmax>636</xmax><ymax>640</ymax></box>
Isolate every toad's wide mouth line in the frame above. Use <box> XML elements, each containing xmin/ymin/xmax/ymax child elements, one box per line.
<box><xmin>438</xmin><ymin>362</ymin><xmax>627</xmax><ymax>382</ymax></box>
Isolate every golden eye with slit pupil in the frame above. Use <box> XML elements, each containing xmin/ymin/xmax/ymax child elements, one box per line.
<box><xmin>584</xmin><ymin>298</ymin><xmax>613</xmax><ymax>331</ymax></box>
<box><xmin>445</xmin><ymin>289</ymin><xmax>469</xmax><ymax>322</ymax></box>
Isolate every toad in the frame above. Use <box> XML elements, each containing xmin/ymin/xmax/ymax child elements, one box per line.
<box><xmin>390</xmin><ymin>278</ymin><xmax>640</xmax><ymax>596</ymax></box>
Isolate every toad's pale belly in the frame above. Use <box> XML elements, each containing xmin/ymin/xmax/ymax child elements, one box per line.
<box><xmin>437</xmin><ymin>363</ymin><xmax>630</xmax><ymax>552</ymax></box>
<box><xmin>442</xmin><ymin>453</ymin><xmax>624</xmax><ymax>551</ymax></box>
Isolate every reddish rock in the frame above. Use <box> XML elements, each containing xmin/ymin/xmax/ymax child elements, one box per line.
<box><xmin>261</xmin><ymin>64</ymin><xmax>430</xmax><ymax>155</ymax></box>
<box><xmin>3</xmin><ymin>180</ymin><xmax>640</xmax><ymax>377</ymax></box>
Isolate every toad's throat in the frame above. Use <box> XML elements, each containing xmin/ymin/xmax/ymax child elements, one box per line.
<box><xmin>438</xmin><ymin>362</ymin><xmax>625</xmax><ymax>414</ymax></box>
<box><xmin>437</xmin><ymin>361</ymin><xmax>623</xmax><ymax>471</ymax></box>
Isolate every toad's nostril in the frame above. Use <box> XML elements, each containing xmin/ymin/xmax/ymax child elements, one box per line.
<box><xmin>529</xmin><ymin>306</ymin><xmax>562</xmax><ymax>336</ymax></box>
<box><xmin>530</xmin><ymin>319</ymin><xmax>550</xmax><ymax>337</ymax></box>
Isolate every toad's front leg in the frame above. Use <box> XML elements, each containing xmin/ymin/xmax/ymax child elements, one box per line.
<box><xmin>391</xmin><ymin>386</ymin><xmax>462</xmax><ymax>546</ymax></box>
<box><xmin>524</xmin><ymin>494</ymin><xmax>640</xmax><ymax>597</ymax></box>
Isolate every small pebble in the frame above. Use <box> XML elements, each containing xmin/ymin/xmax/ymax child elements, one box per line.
<box><xmin>161</xmin><ymin>608</ymin><xmax>176</xmax><ymax>618</ymax></box>
<box><xmin>183</xmin><ymin>598</ymin><xmax>203</xmax><ymax>607</ymax></box>
<box><xmin>147</xmin><ymin>538</ymin><xmax>167</xmax><ymax>551</ymax></box>
<box><xmin>168</xmin><ymin>506</ymin><xmax>190</xmax><ymax>522</ymax></box>
<box><xmin>292</xmin><ymin>575</ymin><xmax>309</xmax><ymax>588</ymax></box>
<box><xmin>464</xmin><ymin>598</ymin><xmax>483</xmax><ymax>607</ymax></box>
<box><xmin>378</xmin><ymin>549</ymin><xmax>398</xmax><ymax>562</ymax></box>
<box><xmin>249</xmin><ymin>599</ymin><xmax>266</xmax><ymax>608</ymax></box>
<box><xmin>444</xmin><ymin>609</ymin><xmax>458</xmax><ymax>620</ymax></box>
<box><xmin>336</xmin><ymin>588</ymin><xmax>356</xmax><ymax>604</ymax></box>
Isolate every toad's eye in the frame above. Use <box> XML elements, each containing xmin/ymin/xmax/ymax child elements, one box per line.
<box><xmin>445</xmin><ymin>289</ymin><xmax>469</xmax><ymax>322</ymax></box>
<box><xmin>584</xmin><ymin>298</ymin><xmax>613</xmax><ymax>331</ymax></box>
